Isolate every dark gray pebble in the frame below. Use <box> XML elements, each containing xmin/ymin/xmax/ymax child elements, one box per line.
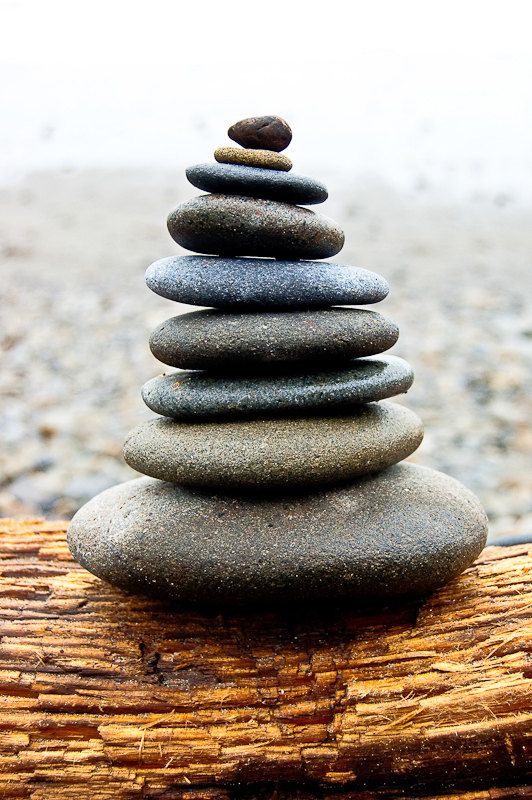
<box><xmin>123</xmin><ymin>402</ymin><xmax>423</xmax><ymax>489</ymax></box>
<box><xmin>142</xmin><ymin>355</ymin><xmax>414</xmax><ymax>420</ymax></box>
<box><xmin>145</xmin><ymin>256</ymin><xmax>388</xmax><ymax>309</ymax></box>
<box><xmin>167</xmin><ymin>195</ymin><xmax>344</xmax><ymax>259</ymax></box>
<box><xmin>186</xmin><ymin>163</ymin><xmax>327</xmax><ymax>204</ymax></box>
<box><xmin>149</xmin><ymin>308</ymin><xmax>399</xmax><ymax>370</ymax></box>
<box><xmin>67</xmin><ymin>464</ymin><xmax>488</xmax><ymax>607</ymax></box>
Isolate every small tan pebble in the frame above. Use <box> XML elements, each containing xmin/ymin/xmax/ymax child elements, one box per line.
<box><xmin>214</xmin><ymin>146</ymin><xmax>292</xmax><ymax>172</ymax></box>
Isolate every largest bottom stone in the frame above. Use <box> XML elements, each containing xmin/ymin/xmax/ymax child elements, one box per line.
<box><xmin>67</xmin><ymin>463</ymin><xmax>487</xmax><ymax>606</ymax></box>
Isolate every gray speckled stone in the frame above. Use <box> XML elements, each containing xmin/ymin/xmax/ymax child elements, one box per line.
<box><xmin>186</xmin><ymin>163</ymin><xmax>327</xmax><ymax>204</ymax></box>
<box><xmin>123</xmin><ymin>402</ymin><xmax>423</xmax><ymax>489</ymax></box>
<box><xmin>149</xmin><ymin>308</ymin><xmax>399</xmax><ymax>370</ymax></box>
<box><xmin>145</xmin><ymin>256</ymin><xmax>388</xmax><ymax>309</ymax></box>
<box><xmin>142</xmin><ymin>356</ymin><xmax>414</xmax><ymax>420</ymax></box>
<box><xmin>167</xmin><ymin>195</ymin><xmax>344</xmax><ymax>259</ymax></box>
<box><xmin>67</xmin><ymin>464</ymin><xmax>488</xmax><ymax>607</ymax></box>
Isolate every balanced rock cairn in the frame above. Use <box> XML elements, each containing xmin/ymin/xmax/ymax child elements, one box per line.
<box><xmin>68</xmin><ymin>115</ymin><xmax>488</xmax><ymax>607</ymax></box>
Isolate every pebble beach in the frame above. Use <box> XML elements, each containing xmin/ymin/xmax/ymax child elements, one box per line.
<box><xmin>1</xmin><ymin>167</ymin><xmax>531</xmax><ymax>542</ymax></box>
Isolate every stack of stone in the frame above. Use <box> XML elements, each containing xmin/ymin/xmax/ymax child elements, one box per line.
<box><xmin>68</xmin><ymin>116</ymin><xmax>488</xmax><ymax>607</ymax></box>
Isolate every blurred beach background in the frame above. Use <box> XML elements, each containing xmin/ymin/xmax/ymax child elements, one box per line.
<box><xmin>1</xmin><ymin>0</ymin><xmax>531</xmax><ymax>542</ymax></box>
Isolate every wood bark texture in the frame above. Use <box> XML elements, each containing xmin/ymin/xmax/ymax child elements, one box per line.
<box><xmin>0</xmin><ymin>518</ymin><xmax>530</xmax><ymax>800</ymax></box>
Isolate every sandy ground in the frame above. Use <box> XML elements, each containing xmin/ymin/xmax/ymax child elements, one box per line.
<box><xmin>1</xmin><ymin>168</ymin><xmax>531</xmax><ymax>542</ymax></box>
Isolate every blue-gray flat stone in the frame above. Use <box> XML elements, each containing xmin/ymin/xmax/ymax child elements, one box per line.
<box><xmin>67</xmin><ymin>464</ymin><xmax>488</xmax><ymax>607</ymax></box>
<box><xmin>186</xmin><ymin>163</ymin><xmax>328</xmax><ymax>204</ymax></box>
<box><xmin>167</xmin><ymin>195</ymin><xmax>344</xmax><ymax>259</ymax></box>
<box><xmin>142</xmin><ymin>355</ymin><xmax>413</xmax><ymax>420</ymax></box>
<box><xmin>145</xmin><ymin>256</ymin><xmax>389</xmax><ymax>309</ymax></box>
<box><xmin>123</xmin><ymin>402</ymin><xmax>423</xmax><ymax>489</ymax></box>
<box><xmin>149</xmin><ymin>308</ymin><xmax>399</xmax><ymax>370</ymax></box>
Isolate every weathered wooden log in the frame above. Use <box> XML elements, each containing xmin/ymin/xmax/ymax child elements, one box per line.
<box><xmin>0</xmin><ymin>518</ymin><xmax>530</xmax><ymax>800</ymax></box>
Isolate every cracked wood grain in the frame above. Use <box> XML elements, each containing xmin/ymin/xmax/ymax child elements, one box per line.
<box><xmin>0</xmin><ymin>518</ymin><xmax>530</xmax><ymax>799</ymax></box>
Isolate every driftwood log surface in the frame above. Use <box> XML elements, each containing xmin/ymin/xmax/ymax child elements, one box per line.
<box><xmin>0</xmin><ymin>518</ymin><xmax>530</xmax><ymax>800</ymax></box>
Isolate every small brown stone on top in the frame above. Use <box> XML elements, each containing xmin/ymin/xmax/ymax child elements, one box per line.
<box><xmin>228</xmin><ymin>115</ymin><xmax>292</xmax><ymax>151</ymax></box>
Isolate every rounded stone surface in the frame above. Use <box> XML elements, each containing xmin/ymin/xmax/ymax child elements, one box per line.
<box><xmin>149</xmin><ymin>308</ymin><xmax>399</xmax><ymax>370</ymax></box>
<box><xmin>228</xmin><ymin>115</ymin><xmax>292</xmax><ymax>151</ymax></box>
<box><xmin>186</xmin><ymin>163</ymin><xmax>327</xmax><ymax>204</ymax></box>
<box><xmin>67</xmin><ymin>464</ymin><xmax>488</xmax><ymax>607</ymax></box>
<box><xmin>145</xmin><ymin>256</ymin><xmax>389</xmax><ymax>309</ymax></box>
<box><xmin>215</xmin><ymin>147</ymin><xmax>292</xmax><ymax>171</ymax></box>
<box><xmin>123</xmin><ymin>402</ymin><xmax>423</xmax><ymax>489</ymax></box>
<box><xmin>167</xmin><ymin>195</ymin><xmax>344</xmax><ymax>259</ymax></box>
<box><xmin>142</xmin><ymin>356</ymin><xmax>414</xmax><ymax>420</ymax></box>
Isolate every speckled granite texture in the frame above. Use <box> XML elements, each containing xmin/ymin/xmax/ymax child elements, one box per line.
<box><xmin>167</xmin><ymin>195</ymin><xmax>344</xmax><ymax>259</ymax></box>
<box><xmin>67</xmin><ymin>463</ymin><xmax>488</xmax><ymax>607</ymax></box>
<box><xmin>142</xmin><ymin>356</ymin><xmax>414</xmax><ymax>420</ymax></box>
<box><xmin>149</xmin><ymin>308</ymin><xmax>399</xmax><ymax>369</ymax></box>
<box><xmin>214</xmin><ymin>146</ymin><xmax>292</xmax><ymax>171</ymax></box>
<box><xmin>123</xmin><ymin>402</ymin><xmax>423</xmax><ymax>489</ymax></box>
<box><xmin>186</xmin><ymin>163</ymin><xmax>327</xmax><ymax>204</ymax></box>
<box><xmin>145</xmin><ymin>255</ymin><xmax>388</xmax><ymax>308</ymax></box>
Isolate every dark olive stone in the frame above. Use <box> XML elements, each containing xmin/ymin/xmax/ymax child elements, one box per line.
<box><xmin>142</xmin><ymin>356</ymin><xmax>414</xmax><ymax>421</ymax></box>
<box><xmin>186</xmin><ymin>163</ymin><xmax>327</xmax><ymax>204</ymax></box>
<box><xmin>145</xmin><ymin>256</ymin><xmax>388</xmax><ymax>309</ymax></box>
<box><xmin>167</xmin><ymin>195</ymin><xmax>344</xmax><ymax>259</ymax></box>
<box><xmin>228</xmin><ymin>115</ymin><xmax>292</xmax><ymax>152</ymax></box>
<box><xmin>123</xmin><ymin>402</ymin><xmax>423</xmax><ymax>489</ymax></box>
<box><xmin>149</xmin><ymin>308</ymin><xmax>399</xmax><ymax>370</ymax></box>
<box><xmin>67</xmin><ymin>464</ymin><xmax>488</xmax><ymax>607</ymax></box>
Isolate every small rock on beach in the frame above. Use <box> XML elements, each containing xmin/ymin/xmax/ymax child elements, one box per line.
<box><xmin>186</xmin><ymin>163</ymin><xmax>327</xmax><ymax>204</ymax></box>
<box><xmin>149</xmin><ymin>308</ymin><xmax>399</xmax><ymax>369</ymax></box>
<box><xmin>145</xmin><ymin>256</ymin><xmax>389</xmax><ymax>309</ymax></box>
<box><xmin>123</xmin><ymin>402</ymin><xmax>424</xmax><ymax>488</ymax></box>
<box><xmin>215</xmin><ymin>146</ymin><xmax>292</xmax><ymax>171</ymax></box>
<box><xmin>228</xmin><ymin>115</ymin><xmax>292</xmax><ymax>151</ymax></box>
<box><xmin>141</xmin><ymin>355</ymin><xmax>414</xmax><ymax>420</ymax></box>
<box><xmin>167</xmin><ymin>195</ymin><xmax>344</xmax><ymax>259</ymax></box>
